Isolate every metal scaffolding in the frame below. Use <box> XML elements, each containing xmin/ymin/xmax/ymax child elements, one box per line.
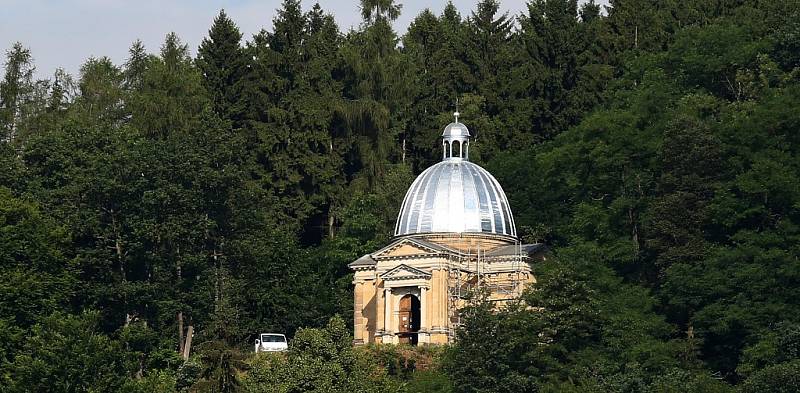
<box><xmin>443</xmin><ymin>236</ymin><xmax>527</xmax><ymax>341</ymax></box>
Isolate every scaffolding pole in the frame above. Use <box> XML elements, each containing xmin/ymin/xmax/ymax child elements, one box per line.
<box><xmin>439</xmin><ymin>234</ymin><xmax>528</xmax><ymax>342</ymax></box>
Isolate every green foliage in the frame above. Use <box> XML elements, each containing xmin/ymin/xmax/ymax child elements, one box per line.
<box><xmin>5</xmin><ymin>311</ymin><xmax>128</xmax><ymax>393</ymax></box>
<box><xmin>241</xmin><ymin>316</ymin><xmax>399</xmax><ymax>392</ymax></box>
<box><xmin>738</xmin><ymin>360</ymin><xmax>800</xmax><ymax>393</ymax></box>
<box><xmin>367</xmin><ymin>343</ymin><xmax>447</xmax><ymax>380</ymax></box>
<box><xmin>0</xmin><ymin>42</ymin><xmax>36</xmax><ymax>141</ymax></box>
<box><xmin>119</xmin><ymin>371</ymin><xmax>177</xmax><ymax>393</ymax></box>
<box><xmin>193</xmin><ymin>340</ymin><xmax>247</xmax><ymax>393</ymax></box>
<box><xmin>738</xmin><ymin>322</ymin><xmax>800</xmax><ymax>377</ymax></box>
<box><xmin>404</xmin><ymin>370</ymin><xmax>453</xmax><ymax>393</ymax></box>
<box><xmin>0</xmin><ymin>188</ymin><xmax>73</xmax><ymax>328</ymax></box>
<box><xmin>647</xmin><ymin>369</ymin><xmax>733</xmax><ymax>393</ymax></box>
<box><xmin>196</xmin><ymin>10</ymin><xmax>246</xmax><ymax>123</ymax></box>
<box><xmin>2</xmin><ymin>0</ymin><xmax>799</xmax><ymax>390</ymax></box>
<box><xmin>445</xmin><ymin>297</ymin><xmax>540</xmax><ymax>393</ymax></box>
<box><xmin>485</xmin><ymin>0</ymin><xmax>800</xmax><ymax>387</ymax></box>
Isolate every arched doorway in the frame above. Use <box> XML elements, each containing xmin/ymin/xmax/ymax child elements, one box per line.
<box><xmin>398</xmin><ymin>294</ymin><xmax>420</xmax><ymax>345</ymax></box>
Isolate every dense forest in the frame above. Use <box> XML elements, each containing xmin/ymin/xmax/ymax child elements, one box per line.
<box><xmin>1</xmin><ymin>0</ymin><xmax>799</xmax><ymax>391</ymax></box>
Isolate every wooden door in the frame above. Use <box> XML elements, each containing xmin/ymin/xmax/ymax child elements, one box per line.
<box><xmin>399</xmin><ymin>295</ymin><xmax>413</xmax><ymax>332</ymax></box>
<box><xmin>398</xmin><ymin>294</ymin><xmax>420</xmax><ymax>345</ymax></box>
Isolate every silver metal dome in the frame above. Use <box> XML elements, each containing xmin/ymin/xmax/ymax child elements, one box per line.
<box><xmin>442</xmin><ymin>122</ymin><xmax>470</xmax><ymax>138</ymax></box>
<box><xmin>394</xmin><ymin>160</ymin><xmax>517</xmax><ymax>237</ymax></box>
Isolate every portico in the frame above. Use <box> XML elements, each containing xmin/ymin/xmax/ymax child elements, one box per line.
<box><xmin>378</xmin><ymin>264</ymin><xmax>431</xmax><ymax>344</ymax></box>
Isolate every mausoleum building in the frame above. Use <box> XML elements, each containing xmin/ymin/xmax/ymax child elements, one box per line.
<box><xmin>349</xmin><ymin>114</ymin><xmax>545</xmax><ymax>345</ymax></box>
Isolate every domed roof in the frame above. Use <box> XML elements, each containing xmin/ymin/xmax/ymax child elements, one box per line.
<box><xmin>394</xmin><ymin>160</ymin><xmax>517</xmax><ymax>238</ymax></box>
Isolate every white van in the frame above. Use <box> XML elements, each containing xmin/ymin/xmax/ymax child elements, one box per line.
<box><xmin>254</xmin><ymin>333</ymin><xmax>288</xmax><ymax>353</ymax></box>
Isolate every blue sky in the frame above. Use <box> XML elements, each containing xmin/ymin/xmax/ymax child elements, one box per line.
<box><xmin>1</xmin><ymin>0</ymin><xmax>609</xmax><ymax>80</ymax></box>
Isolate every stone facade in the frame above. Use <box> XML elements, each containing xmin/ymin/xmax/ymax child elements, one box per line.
<box><xmin>350</xmin><ymin>233</ymin><xmax>543</xmax><ymax>345</ymax></box>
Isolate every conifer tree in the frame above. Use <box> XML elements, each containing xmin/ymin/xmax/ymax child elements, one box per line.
<box><xmin>237</xmin><ymin>0</ymin><xmax>334</xmax><ymax>234</ymax></box>
<box><xmin>465</xmin><ymin>0</ymin><xmax>512</xmax><ymax>102</ymax></box>
<box><xmin>509</xmin><ymin>0</ymin><xmax>583</xmax><ymax>142</ymax></box>
<box><xmin>77</xmin><ymin>57</ymin><xmax>125</xmax><ymax>123</ymax></box>
<box><xmin>2</xmin><ymin>1</ymin><xmax>800</xmax><ymax>389</ymax></box>
<box><xmin>197</xmin><ymin>10</ymin><xmax>246</xmax><ymax>124</ymax></box>
<box><xmin>47</xmin><ymin>68</ymin><xmax>75</xmax><ymax>114</ymax></box>
<box><xmin>270</xmin><ymin>0</ymin><xmax>306</xmax><ymax>80</ymax></box>
<box><xmin>404</xmin><ymin>9</ymin><xmax>444</xmax><ymax>169</ymax></box>
<box><xmin>337</xmin><ymin>0</ymin><xmax>414</xmax><ymax>190</ymax></box>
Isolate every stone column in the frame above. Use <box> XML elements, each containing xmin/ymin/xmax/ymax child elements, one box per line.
<box><xmin>382</xmin><ymin>287</ymin><xmax>395</xmax><ymax>344</ymax></box>
<box><xmin>419</xmin><ymin>286</ymin><xmax>431</xmax><ymax>344</ymax></box>
<box><xmin>441</xmin><ymin>270</ymin><xmax>447</xmax><ymax>329</ymax></box>
<box><xmin>420</xmin><ymin>286</ymin><xmax>427</xmax><ymax>330</ymax></box>
<box><xmin>353</xmin><ymin>282</ymin><xmax>363</xmax><ymax>344</ymax></box>
<box><xmin>383</xmin><ymin>288</ymin><xmax>391</xmax><ymax>333</ymax></box>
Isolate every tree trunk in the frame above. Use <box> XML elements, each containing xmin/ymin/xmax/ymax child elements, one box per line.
<box><xmin>182</xmin><ymin>325</ymin><xmax>194</xmax><ymax>361</ymax></box>
<box><xmin>328</xmin><ymin>207</ymin><xmax>335</xmax><ymax>239</ymax></box>
<box><xmin>111</xmin><ymin>211</ymin><xmax>130</xmax><ymax>326</ymax></box>
<box><xmin>136</xmin><ymin>355</ymin><xmax>144</xmax><ymax>379</ymax></box>
<box><xmin>629</xmin><ymin>207</ymin><xmax>640</xmax><ymax>258</ymax></box>
<box><xmin>214</xmin><ymin>251</ymin><xmax>220</xmax><ymax>312</ymax></box>
<box><xmin>178</xmin><ymin>311</ymin><xmax>184</xmax><ymax>354</ymax></box>
<box><xmin>176</xmin><ymin>244</ymin><xmax>184</xmax><ymax>353</ymax></box>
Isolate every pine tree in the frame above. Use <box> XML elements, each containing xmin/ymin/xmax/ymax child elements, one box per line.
<box><xmin>302</xmin><ymin>3</ymin><xmax>347</xmax><ymax>240</ymax></box>
<box><xmin>437</xmin><ymin>2</ymin><xmax>473</xmax><ymax>96</ymax></box>
<box><xmin>606</xmin><ymin>0</ymin><xmax>666</xmax><ymax>52</ymax></box>
<box><xmin>196</xmin><ymin>10</ymin><xmax>246</xmax><ymax>124</ymax></box>
<box><xmin>47</xmin><ymin>68</ymin><xmax>75</xmax><ymax>113</ymax></box>
<box><xmin>270</xmin><ymin>0</ymin><xmax>306</xmax><ymax>80</ymax></box>
<box><xmin>404</xmin><ymin>9</ymin><xmax>444</xmax><ymax>169</ymax></box>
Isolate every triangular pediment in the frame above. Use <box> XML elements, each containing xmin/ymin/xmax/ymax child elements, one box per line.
<box><xmin>373</xmin><ymin>238</ymin><xmax>444</xmax><ymax>259</ymax></box>
<box><xmin>380</xmin><ymin>264</ymin><xmax>432</xmax><ymax>281</ymax></box>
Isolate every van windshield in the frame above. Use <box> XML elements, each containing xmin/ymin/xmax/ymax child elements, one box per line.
<box><xmin>261</xmin><ymin>334</ymin><xmax>286</xmax><ymax>343</ymax></box>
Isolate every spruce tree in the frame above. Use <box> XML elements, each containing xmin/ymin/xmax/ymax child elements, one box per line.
<box><xmin>510</xmin><ymin>0</ymin><xmax>583</xmax><ymax>141</ymax></box>
<box><xmin>337</xmin><ymin>0</ymin><xmax>414</xmax><ymax>190</ymax></box>
<box><xmin>404</xmin><ymin>9</ymin><xmax>443</xmax><ymax>169</ymax></box>
<box><xmin>465</xmin><ymin>0</ymin><xmax>513</xmax><ymax>97</ymax></box>
<box><xmin>197</xmin><ymin>10</ymin><xmax>246</xmax><ymax>125</ymax></box>
<box><xmin>461</xmin><ymin>0</ymin><xmax>514</xmax><ymax>160</ymax></box>
<box><xmin>270</xmin><ymin>0</ymin><xmax>306</xmax><ymax>81</ymax></box>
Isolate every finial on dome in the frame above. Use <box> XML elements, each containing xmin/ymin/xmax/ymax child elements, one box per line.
<box><xmin>454</xmin><ymin>111</ymin><xmax>460</xmax><ymax>123</ymax></box>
